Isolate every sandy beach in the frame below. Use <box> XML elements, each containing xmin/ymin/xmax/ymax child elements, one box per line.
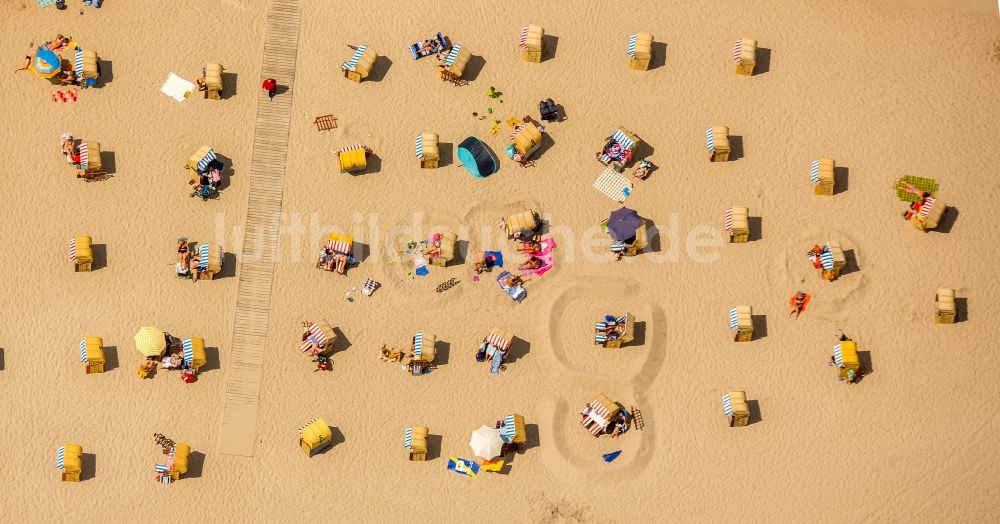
<box><xmin>2</xmin><ymin>0</ymin><xmax>999</xmax><ymax>521</ymax></box>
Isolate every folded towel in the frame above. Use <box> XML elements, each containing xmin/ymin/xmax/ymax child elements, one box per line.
<box><xmin>484</xmin><ymin>250</ymin><xmax>504</xmax><ymax>268</ymax></box>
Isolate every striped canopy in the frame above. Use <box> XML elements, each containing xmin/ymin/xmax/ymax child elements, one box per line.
<box><xmin>196</xmin><ymin>149</ymin><xmax>217</xmax><ymax>173</ymax></box>
<box><xmin>415</xmin><ymin>134</ymin><xmax>424</xmax><ymax>159</ymax></box>
<box><xmin>342</xmin><ymin>45</ymin><xmax>368</xmax><ymax>72</ymax></box>
<box><xmin>500</xmin><ymin>414</ymin><xmax>517</xmax><ymax>443</ymax></box>
<box><xmin>722</xmin><ymin>393</ymin><xmax>734</xmax><ymax>416</ymax></box>
<box><xmin>413</xmin><ymin>332</ymin><xmax>425</xmax><ymax>358</ymax></box>
<box><xmin>833</xmin><ymin>344</ymin><xmax>844</xmax><ymax>366</ymax></box>
<box><xmin>197</xmin><ymin>243</ymin><xmax>210</xmax><ymax>271</ymax></box>
<box><xmin>442</xmin><ymin>44</ymin><xmax>462</xmax><ymax>67</ymax></box>
<box><xmin>706</xmin><ymin>127</ymin><xmax>716</xmax><ymax>151</ymax></box>
<box><xmin>68</xmin><ymin>237</ymin><xmax>78</xmax><ymax>262</ymax></box>
<box><xmin>724</xmin><ymin>208</ymin><xmax>734</xmax><ymax>234</ymax></box>
<box><xmin>404</xmin><ymin>426</ymin><xmax>413</xmax><ymax>449</ymax></box>
<box><xmin>78</xmin><ymin>141</ymin><xmax>89</xmax><ymax>172</ymax></box>
<box><xmin>56</xmin><ymin>446</ymin><xmax>66</xmax><ymax>469</ymax></box>
<box><xmin>732</xmin><ymin>39</ymin><xmax>744</xmax><ymax>63</ymax></box>
<box><xmin>728</xmin><ymin>308</ymin><xmax>739</xmax><ymax>331</ymax></box>
<box><xmin>810</xmin><ymin>160</ymin><xmax>821</xmax><ymax>184</ymax></box>
<box><xmin>134</xmin><ymin>326</ymin><xmax>167</xmax><ymax>358</ymax></box>
<box><xmin>79</xmin><ymin>339</ymin><xmax>89</xmax><ymax>362</ymax></box>
<box><xmin>819</xmin><ymin>244</ymin><xmax>835</xmax><ymax>271</ymax></box>
<box><xmin>299</xmin><ymin>322</ymin><xmax>329</xmax><ymax>352</ymax></box>
<box><xmin>485</xmin><ymin>329</ymin><xmax>511</xmax><ymax>351</ymax></box>
<box><xmin>627</xmin><ymin>34</ymin><xmax>638</xmax><ymax>56</ymax></box>
<box><xmin>182</xmin><ymin>339</ymin><xmax>195</xmax><ymax>364</ymax></box>
<box><xmin>518</xmin><ymin>27</ymin><xmax>530</xmax><ymax>49</ymax></box>
<box><xmin>919</xmin><ymin>197</ymin><xmax>936</xmax><ymax>218</ymax></box>
<box><xmin>74</xmin><ymin>49</ymin><xmax>84</xmax><ymax>83</ymax></box>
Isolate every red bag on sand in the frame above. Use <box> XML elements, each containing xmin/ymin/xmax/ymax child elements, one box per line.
<box><xmin>181</xmin><ymin>370</ymin><xmax>197</xmax><ymax>383</ymax></box>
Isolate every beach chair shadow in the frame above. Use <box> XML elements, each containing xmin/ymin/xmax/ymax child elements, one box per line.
<box><xmin>541</xmin><ymin>35</ymin><xmax>559</xmax><ymax>62</ymax></box>
<box><xmin>463</xmin><ymin>55</ymin><xmax>486</xmax><ymax>82</ymax></box>
<box><xmin>221</xmin><ymin>72</ymin><xmax>238</xmax><ymax>99</ymax></box>
<box><xmin>633</xmin><ymin>141</ymin><xmax>655</xmax><ymax>163</ymax></box>
<box><xmin>0</xmin><ymin>347</ymin><xmax>4</xmax><ymax>371</ymax></box>
<box><xmin>934</xmin><ymin>206</ymin><xmax>959</xmax><ymax>234</ymax></box>
<box><xmin>505</xmin><ymin>337</ymin><xmax>530</xmax><ymax>364</ymax></box>
<box><xmin>954</xmin><ymin>297</ymin><xmax>968</xmax><ymax>323</ymax></box>
<box><xmin>453</xmin><ymin>240</ymin><xmax>469</xmax><ymax>265</ymax></box>
<box><xmin>199</xmin><ymin>347</ymin><xmax>221</xmax><ymax>373</ymax></box>
<box><xmin>751</xmin><ymin>315</ymin><xmax>767</xmax><ymax>340</ymax></box>
<box><xmin>91</xmin><ymin>244</ymin><xmax>107</xmax><ymax>271</ymax></box>
<box><xmin>648</xmin><ymin>42</ymin><xmax>668</xmax><ymax>70</ymax></box>
<box><xmin>360</xmin><ymin>153</ymin><xmax>382</xmax><ymax>175</ymax></box>
<box><xmin>330</xmin><ymin>327</ymin><xmax>352</xmax><ymax>353</ymax></box>
<box><xmin>81</xmin><ymin>453</ymin><xmax>97</xmax><ymax>481</ymax></box>
<box><xmin>367</xmin><ymin>56</ymin><xmax>393</xmax><ymax>82</ymax></box>
<box><xmin>437</xmin><ymin>142</ymin><xmax>454</xmax><ymax>167</ymax></box>
<box><xmin>434</xmin><ymin>340</ymin><xmax>450</xmax><ymax>367</ymax></box>
<box><xmin>523</xmin><ymin>423</ymin><xmax>540</xmax><ymax>451</ymax></box>
<box><xmin>351</xmin><ymin>242</ymin><xmax>371</xmax><ymax>266</ymax></box>
<box><xmin>214</xmin><ymin>154</ymin><xmax>236</xmax><ymax>191</ymax></box>
<box><xmin>728</xmin><ymin>136</ymin><xmax>744</xmax><ymax>161</ymax></box>
<box><xmin>857</xmin><ymin>350</ymin><xmax>874</xmax><ymax>381</ymax></box>
<box><xmin>631</xmin><ymin>321</ymin><xmax>647</xmax><ymax>346</ymax></box>
<box><xmin>99</xmin><ymin>151</ymin><xmax>116</xmax><ymax>175</ymax></box>
<box><xmin>215</xmin><ymin>252</ymin><xmax>238</xmax><ymax>279</ymax></box>
<box><xmin>95</xmin><ymin>60</ymin><xmax>113</xmax><ymax>87</ymax></box>
<box><xmin>748</xmin><ymin>216</ymin><xmax>763</xmax><ymax>242</ymax></box>
<box><xmin>841</xmin><ymin>249</ymin><xmax>860</xmax><ymax>276</ymax></box>
<box><xmin>186</xmin><ymin>451</ymin><xmax>206</xmax><ymax>478</ymax></box>
<box><xmin>747</xmin><ymin>400</ymin><xmax>763</xmax><ymax>424</ymax></box>
<box><xmin>103</xmin><ymin>346</ymin><xmax>119</xmax><ymax>372</ymax></box>
<box><xmin>425</xmin><ymin>434</ymin><xmax>442</xmax><ymax>461</ymax></box>
<box><xmin>534</xmin><ymin>133</ymin><xmax>556</xmax><ymax>160</ymax></box>
<box><xmin>754</xmin><ymin>48</ymin><xmax>772</xmax><ymax>75</ymax></box>
<box><xmin>833</xmin><ymin>166</ymin><xmax>849</xmax><ymax>194</ymax></box>
<box><xmin>329</xmin><ymin>426</ymin><xmax>346</xmax><ymax>448</ymax></box>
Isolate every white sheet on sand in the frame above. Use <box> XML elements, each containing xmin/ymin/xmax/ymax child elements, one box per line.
<box><xmin>160</xmin><ymin>73</ymin><xmax>195</xmax><ymax>102</ymax></box>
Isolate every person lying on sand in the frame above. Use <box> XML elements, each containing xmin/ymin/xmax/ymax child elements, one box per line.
<box><xmin>518</xmin><ymin>240</ymin><xmax>541</xmax><ymax>254</ymax></box>
<box><xmin>518</xmin><ymin>256</ymin><xmax>542</xmax><ymax>271</ymax></box>
<box><xmin>789</xmin><ymin>291</ymin><xmax>809</xmax><ymax>319</ymax></box>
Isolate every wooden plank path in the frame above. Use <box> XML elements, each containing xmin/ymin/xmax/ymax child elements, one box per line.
<box><xmin>218</xmin><ymin>0</ymin><xmax>301</xmax><ymax>457</ymax></box>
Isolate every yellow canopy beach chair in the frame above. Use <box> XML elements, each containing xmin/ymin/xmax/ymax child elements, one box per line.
<box><xmin>80</xmin><ymin>336</ymin><xmax>105</xmax><ymax>374</ymax></box>
<box><xmin>935</xmin><ymin>288</ymin><xmax>956</xmax><ymax>324</ymax></box>
<box><xmin>509</xmin><ymin>122</ymin><xmax>543</xmax><ymax>163</ymax></box>
<box><xmin>299</xmin><ymin>418</ymin><xmax>333</xmax><ymax>457</ymax></box>
<box><xmin>722</xmin><ymin>391</ymin><xmax>750</xmax><ymax>427</ymax></box>
<box><xmin>57</xmin><ymin>444</ymin><xmax>83</xmax><ymax>482</ymax></box>
<box><xmin>729</xmin><ymin>305</ymin><xmax>753</xmax><ymax>342</ymax></box>
<box><xmin>811</xmin><ymin>158</ymin><xmax>835</xmax><ymax>195</ymax></box>
<box><xmin>405</xmin><ymin>425</ymin><xmax>429</xmax><ymax>461</ymax></box>
<box><xmin>504</xmin><ymin>210</ymin><xmax>541</xmax><ymax>239</ymax></box>
<box><xmin>185</xmin><ymin>145</ymin><xmax>215</xmax><ymax>183</ymax></box>
<box><xmin>69</xmin><ymin>236</ymin><xmax>93</xmax><ymax>272</ymax></box>
<box><xmin>204</xmin><ymin>63</ymin><xmax>224</xmax><ymax>99</ymax></box>
<box><xmin>499</xmin><ymin>413</ymin><xmax>527</xmax><ymax>453</ymax></box>
<box><xmin>409</xmin><ymin>332</ymin><xmax>436</xmax><ymax>374</ymax></box>
<box><xmin>427</xmin><ymin>232</ymin><xmax>458</xmax><ymax>267</ymax></box>
<box><xmin>194</xmin><ymin>242</ymin><xmax>223</xmax><ymax>280</ymax></box>
<box><xmin>337</xmin><ymin>145</ymin><xmax>369</xmax><ymax>173</ymax></box>
<box><xmin>342</xmin><ymin>45</ymin><xmax>378</xmax><ymax>82</ymax></box>
<box><xmin>580</xmin><ymin>394</ymin><xmax>621</xmax><ymax>437</ymax></box>
<box><xmin>75</xmin><ymin>140</ymin><xmax>104</xmax><ymax>179</ymax></box>
<box><xmin>725</xmin><ymin>207</ymin><xmax>749</xmax><ymax>243</ymax></box>
<box><xmin>595</xmin><ymin>313</ymin><xmax>635</xmax><ymax>348</ymax></box>
<box><xmin>733</xmin><ymin>38</ymin><xmax>757</xmax><ymax>76</ymax></box>
<box><xmin>832</xmin><ymin>341</ymin><xmax>861</xmax><ymax>383</ymax></box>
<box><xmin>182</xmin><ymin>337</ymin><xmax>207</xmax><ymax>373</ymax></box>
<box><xmin>706</xmin><ymin>126</ymin><xmax>730</xmax><ymax>162</ymax></box>
<box><xmin>416</xmin><ymin>132</ymin><xmax>440</xmax><ymax>169</ymax></box>
<box><xmin>519</xmin><ymin>25</ymin><xmax>544</xmax><ymax>63</ymax></box>
<box><xmin>627</xmin><ymin>33</ymin><xmax>654</xmax><ymax>71</ymax></box>
<box><xmin>437</xmin><ymin>44</ymin><xmax>471</xmax><ymax>84</ymax></box>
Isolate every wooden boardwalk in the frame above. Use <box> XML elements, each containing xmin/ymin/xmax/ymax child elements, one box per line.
<box><xmin>218</xmin><ymin>0</ymin><xmax>301</xmax><ymax>457</ymax></box>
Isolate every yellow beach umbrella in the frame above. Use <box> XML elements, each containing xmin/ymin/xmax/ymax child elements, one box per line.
<box><xmin>135</xmin><ymin>327</ymin><xmax>167</xmax><ymax>358</ymax></box>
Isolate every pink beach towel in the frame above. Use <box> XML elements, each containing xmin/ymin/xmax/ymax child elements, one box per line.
<box><xmin>524</xmin><ymin>238</ymin><xmax>556</xmax><ymax>276</ymax></box>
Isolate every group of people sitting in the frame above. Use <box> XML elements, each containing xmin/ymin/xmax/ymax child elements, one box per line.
<box><xmin>416</xmin><ymin>38</ymin><xmax>447</xmax><ymax>59</ymax></box>
<box><xmin>316</xmin><ymin>247</ymin><xmax>350</xmax><ymax>274</ymax></box>
<box><xmin>512</xmin><ymin>222</ymin><xmax>544</xmax><ymax>271</ymax></box>
<box><xmin>175</xmin><ymin>238</ymin><xmax>208</xmax><ymax>282</ymax></box>
<box><xmin>596</xmin><ymin>315</ymin><xmax>628</xmax><ymax>342</ymax></box>
<box><xmin>190</xmin><ymin>162</ymin><xmax>223</xmax><ymax>200</ymax></box>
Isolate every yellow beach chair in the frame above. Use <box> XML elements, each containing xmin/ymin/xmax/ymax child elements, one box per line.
<box><xmin>416</xmin><ymin>132</ymin><xmax>440</xmax><ymax>169</ymax></box>
<box><xmin>57</xmin><ymin>444</ymin><xmax>83</xmax><ymax>482</ymax></box>
<box><xmin>832</xmin><ymin>341</ymin><xmax>861</xmax><ymax>383</ymax></box>
<box><xmin>935</xmin><ymin>288</ymin><xmax>956</xmax><ymax>324</ymax></box>
<box><xmin>299</xmin><ymin>418</ymin><xmax>333</xmax><ymax>457</ymax></box>
<box><xmin>80</xmin><ymin>336</ymin><xmax>105</xmax><ymax>374</ymax></box>
<box><xmin>726</xmin><ymin>207</ymin><xmax>749</xmax><ymax>243</ymax></box>
<box><xmin>733</xmin><ymin>38</ymin><xmax>757</xmax><ymax>76</ymax></box>
<box><xmin>70</xmin><ymin>236</ymin><xmax>93</xmax><ymax>272</ymax></box>
<box><xmin>722</xmin><ymin>391</ymin><xmax>750</xmax><ymax>427</ymax></box>
<box><xmin>427</xmin><ymin>232</ymin><xmax>457</xmax><ymax>267</ymax></box>
<box><xmin>182</xmin><ymin>337</ymin><xmax>207</xmax><ymax>373</ymax></box>
<box><xmin>628</xmin><ymin>33</ymin><xmax>654</xmax><ymax>71</ymax></box>
<box><xmin>437</xmin><ymin>44</ymin><xmax>471</xmax><ymax>84</ymax></box>
<box><xmin>729</xmin><ymin>306</ymin><xmax>753</xmax><ymax>342</ymax></box>
<box><xmin>405</xmin><ymin>426</ymin><xmax>429</xmax><ymax>461</ymax></box>
<box><xmin>519</xmin><ymin>25</ymin><xmax>544</xmax><ymax>63</ymax></box>
<box><xmin>342</xmin><ymin>45</ymin><xmax>378</xmax><ymax>82</ymax></box>
<box><xmin>811</xmin><ymin>158</ymin><xmax>835</xmax><ymax>195</ymax></box>
<box><xmin>707</xmin><ymin>126</ymin><xmax>730</xmax><ymax>162</ymax></box>
<box><xmin>204</xmin><ymin>63</ymin><xmax>224</xmax><ymax>100</ymax></box>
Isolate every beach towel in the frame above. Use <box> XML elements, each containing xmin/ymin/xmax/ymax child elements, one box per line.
<box><xmin>38</xmin><ymin>0</ymin><xmax>55</xmax><ymax>7</ymax></box>
<box><xmin>413</xmin><ymin>255</ymin><xmax>428</xmax><ymax>276</ymax></box>
<box><xmin>409</xmin><ymin>32</ymin><xmax>446</xmax><ymax>60</ymax></box>
<box><xmin>160</xmin><ymin>73</ymin><xmax>195</xmax><ymax>102</ymax></box>
<box><xmin>484</xmin><ymin>250</ymin><xmax>504</xmax><ymax>268</ymax></box>
<box><xmin>496</xmin><ymin>271</ymin><xmax>526</xmax><ymax>302</ymax></box>
<box><xmin>523</xmin><ymin>238</ymin><xmax>556</xmax><ymax>277</ymax></box>
<box><xmin>789</xmin><ymin>293</ymin><xmax>811</xmax><ymax>313</ymax></box>
<box><xmin>447</xmin><ymin>457</ymin><xmax>480</xmax><ymax>478</ymax></box>
<box><xmin>490</xmin><ymin>350</ymin><xmax>504</xmax><ymax>374</ymax></box>
<box><xmin>603</xmin><ymin>450</ymin><xmax>622</xmax><ymax>463</ymax></box>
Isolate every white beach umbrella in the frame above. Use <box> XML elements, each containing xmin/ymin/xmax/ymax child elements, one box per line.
<box><xmin>469</xmin><ymin>425</ymin><xmax>504</xmax><ymax>460</ymax></box>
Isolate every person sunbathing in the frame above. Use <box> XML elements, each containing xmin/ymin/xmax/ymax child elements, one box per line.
<box><xmin>195</xmin><ymin>77</ymin><xmax>207</xmax><ymax>92</ymax></box>
<box><xmin>789</xmin><ymin>291</ymin><xmax>809</xmax><ymax>319</ymax></box>
<box><xmin>417</xmin><ymin>39</ymin><xmax>439</xmax><ymax>54</ymax></box>
<box><xmin>610</xmin><ymin>413</ymin><xmax>628</xmax><ymax>438</ymax></box>
<box><xmin>519</xmin><ymin>256</ymin><xmax>542</xmax><ymax>271</ymax></box>
<box><xmin>502</xmin><ymin>274</ymin><xmax>525</xmax><ymax>288</ymax></box>
<box><xmin>333</xmin><ymin>253</ymin><xmax>349</xmax><ymax>274</ymax></box>
<box><xmin>60</xmin><ymin>69</ymin><xmax>77</xmax><ymax>86</ymax></box>
<box><xmin>47</xmin><ymin>35</ymin><xmax>71</xmax><ymax>51</ymax></box>
<box><xmin>61</xmin><ymin>138</ymin><xmax>76</xmax><ymax>161</ymax></box>
<box><xmin>379</xmin><ymin>344</ymin><xmax>403</xmax><ymax>362</ymax></box>
<box><xmin>316</xmin><ymin>247</ymin><xmax>333</xmax><ymax>269</ymax></box>
<box><xmin>898</xmin><ymin>182</ymin><xmax>931</xmax><ymax>200</ymax></box>
<box><xmin>518</xmin><ymin>240</ymin><xmax>541</xmax><ymax>253</ymax></box>
<box><xmin>188</xmin><ymin>255</ymin><xmax>201</xmax><ymax>281</ymax></box>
